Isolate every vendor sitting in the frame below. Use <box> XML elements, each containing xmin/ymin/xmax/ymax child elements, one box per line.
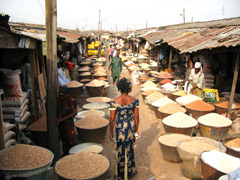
<box><xmin>188</xmin><ymin>62</ymin><xmax>204</xmax><ymax>98</ymax></box>
<box><xmin>188</xmin><ymin>62</ymin><xmax>204</xmax><ymax>88</ymax></box>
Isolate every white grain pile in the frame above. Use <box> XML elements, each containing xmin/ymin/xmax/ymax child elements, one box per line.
<box><xmin>152</xmin><ymin>97</ymin><xmax>176</xmax><ymax>108</ymax></box>
<box><xmin>176</xmin><ymin>95</ymin><xmax>202</xmax><ymax>106</ymax></box>
<box><xmin>198</xmin><ymin>113</ymin><xmax>232</xmax><ymax>127</ymax></box>
<box><xmin>141</xmin><ymin>81</ymin><xmax>158</xmax><ymax>88</ymax></box>
<box><xmin>162</xmin><ymin>112</ymin><xmax>198</xmax><ymax>128</ymax></box>
<box><xmin>66</xmin><ymin>81</ymin><xmax>83</xmax><ymax>88</ymax></box>
<box><xmin>146</xmin><ymin>91</ymin><xmax>165</xmax><ymax>101</ymax></box>
<box><xmin>158</xmin><ymin>134</ymin><xmax>191</xmax><ymax>147</ymax></box>
<box><xmin>83</xmin><ymin>102</ymin><xmax>110</xmax><ymax>110</ymax></box>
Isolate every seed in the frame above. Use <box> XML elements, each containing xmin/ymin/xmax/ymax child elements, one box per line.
<box><xmin>198</xmin><ymin>113</ymin><xmax>232</xmax><ymax>127</ymax></box>
<box><xmin>176</xmin><ymin>95</ymin><xmax>202</xmax><ymax>106</ymax></box>
<box><xmin>158</xmin><ymin>134</ymin><xmax>191</xmax><ymax>147</ymax></box>
<box><xmin>66</xmin><ymin>81</ymin><xmax>83</xmax><ymax>88</ymax></box>
<box><xmin>158</xmin><ymin>103</ymin><xmax>186</xmax><ymax>114</ymax></box>
<box><xmin>152</xmin><ymin>97</ymin><xmax>176</xmax><ymax>108</ymax></box>
<box><xmin>0</xmin><ymin>144</ymin><xmax>53</xmax><ymax>170</ymax></box>
<box><xmin>146</xmin><ymin>92</ymin><xmax>165</xmax><ymax>101</ymax></box>
<box><xmin>186</xmin><ymin>100</ymin><xmax>215</xmax><ymax>111</ymax></box>
<box><xmin>141</xmin><ymin>90</ymin><xmax>157</xmax><ymax>96</ymax></box>
<box><xmin>28</xmin><ymin>116</ymin><xmax>47</xmax><ymax>132</ymax></box>
<box><xmin>55</xmin><ymin>152</ymin><xmax>109</xmax><ymax>180</ymax></box>
<box><xmin>76</xmin><ymin>110</ymin><xmax>105</xmax><ymax>118</ymax></box>
<box><xmin>87</xmin><ymin>97</ymin><xmax>111</xmax><ymax>103</ymax></box>
<box><xmin>215</xmin><ymin>101</ymin><xmax>240</xmax><ymax>109</ymax></box>
<box><xmin>75</xmin><ymin>115</ymin><xmax>109</xmax><ymax>129</ymax></box>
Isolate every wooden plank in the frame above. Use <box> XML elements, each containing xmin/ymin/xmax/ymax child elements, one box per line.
<box><xmin>29</xmin><ymin>50</ymin><xmax>40</xmax><ymax>120</ymax></box>
<box><xmin>45</xmin><ymin>0</ymin><xmax>60</xmax><ymax>161</ymax></box>
<box><xmin>227</xmin><ymin>51</ymin><xmax>240</xmax><ymax>119</ymax></box>
<box><xmin>0</xmin><ymin>96</ymin><xmax>5</xmax><ymax>150</ymax></box>
<box><xmin>157</xmin><ymin>47</ymin><xmax>160</xmax><ymax>72</ymax></box>
<box><xmin>168</xmin><ymin>47</ymin><xmax>173</xmax><ymax>73</ymax></box>
<box><xmin>38</xmin><ymin>74</ymin><xmax>46</xmax><ymax>100</ymax></box>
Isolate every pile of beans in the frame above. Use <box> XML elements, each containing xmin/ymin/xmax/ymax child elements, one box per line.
<box><xmin>162</xmin><ymin>112</ymin><xmax>198</xmax><ymax>128</ymax></box>
<box><xmin>75</xmin><ymin>115</ymin><xmax>109</xmax><ymax>129</ymax></box>
<box><xmin>29</xmin><ymin>116</ymin><xmax>47</xmax><ymax>132</ymax></box>
<box><xmin>146</xmin><ymin>92</ymin><xmax>165</xmax><ymax>101</ymax></box>
<box><xmin>55</xmin><ymin>152</ymin><xmax>109</xmax><ymax>180</ymax></box>
<box><xmin>87</xmin><ymin>97</ymin><xmax>111</xmax><ymax>103</ymax></box>
<box><xmin>158</xmin><ymin>103</ymin><xmax>186</xmax><ymax>114</ymax></box>
<box><xmin>215</xmin><ymin>101</ymin><xmax>240</xmax><ymax>109</ymax></box>
<box><xmin>160</xmin><ymin>79</ymin><xmax>172</xmax><ymax>84</ymax></box>
<box><xmin>185</xmin><ymin>100</ymin><xmax>215</xmax><ymax>111</ymax></box>
<box><xmin>66</xmin><ymin>81</ymin><xmax>83</xmax><ymax>88</ymax></box>
<box><xmin>198</xmin><ymin>113</ymin><xmax>232</xmax><ymax>127</ymax></box>
<box><xmin>76</xmin><ymin>110</ymin><xmax>104</xmax><ymax>118</ymax></box>
<box><xmin>0</xmin><ymin>144</ymin><xmax>53</xmax><ymax>170</ymax></box>
<box><xmin>158</xmin><ymin>134</ymin><xmax>191</xmax><ymax>147</ymax></box>
<box><xmin>141</xmin><ymin>90</ymin><xmax>157</xmax><ymax>96</ymax></box>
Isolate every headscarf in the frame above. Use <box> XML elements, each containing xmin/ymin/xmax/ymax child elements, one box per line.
<box><xmin>57</xmin><ymin>86</ymin><xmax>76</xmax><ymax>118</ymax></box>
<box><xmin>194</xmin><ymin>62</ymin><xmax>203</xmax><ymax>78</ymax></box>
<box><xmin>125</xmin><ymin>78</ymin><xmax>132</xmax><ymax>90</ymax></box>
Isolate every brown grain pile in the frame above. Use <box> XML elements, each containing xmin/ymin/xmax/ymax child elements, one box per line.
<box><xmin>158</xmin><ymin>134</ymin><xmax>191</xmax><ymax>147</ymax></box>
<box><xmin>55</xmin><ymin>152</ymin><xmax>109</xmax><ymax>180</ymax></box>
<box><xmin>158</xmin><ymin>72</ymin><xmax>173</xmax><ymax>79</ymax></box>
<box><xmin>98</xmin><ymin>77</ymin><xmax>108</xmax><ymax>81</ymax></box>
<box><xmin>224</xmin><ymin>138</ymin><xmax>240</xmax><ymax>148</ymax></box>
<box><xmin>185</xmin><ymin>100</ymin><xmax>215</xmax><ymax>111</ymax></box>
<box><xmin>158</xmin><ymin>103</ymin><xmax>186</xmax><ymax>114</ymax></box>
<box><xmin>75</xmin><ymin>115</ymin><xmax>109</xmax><ymax>129</ymax></box>
<box><xmin>146</xmin><ymin>91</ymin><xmax>165</xmax><ymax>100</ymax></box>
<box><xmin>66</xmin><ymin>81</ymin><xmax>83</xmax><ymax>88</ymax></box>
<box><xmin>29</xmin><ymin>116</ymin><xmax>47</xmax><ymax>132</ymax></box>
<box><xmin>86</xmin><ymin>80</ymin><xmax>104</xmax><ymax>87</ymax></box>
<box><xmin>0</xmin><ymin>144</ymin><xmax>53</xmax><ymax>170</ymax></box>
<box><xmin>141</xmin><ymin>90</ymin><xmax>157</xmax><ymax>96</ymax></box>
<box><xmin>78</xmin><ymin>66</ymin><xmax>90</xmax><ymax>71</ymax></box>
<box><xmin>93</xmin><ymin>71</ymin><xmax>107</xmax><ymax>76</ymax></box>
<box><xmin>87</xmin><ymin>97</ymin><xmax>111</xmax><ymax>103</ymax></box>
<box><xmin>79</xmin><ymin>72</ymin><xmax>91</xmax><ymax>76</ymax></box>
<box><xmin>215</xmin><ymin>101</ymin><xmax>240</xmax><ymax>109</ymax></box>
<box><xmin>76</xmin><ymin>110</ymin><xmax>105</xmax><ymax>118</ymax></box>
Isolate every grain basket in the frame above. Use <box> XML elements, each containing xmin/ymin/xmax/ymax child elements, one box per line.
<box><xmin>157</xmin><ymin>133</ymin><xmax>191</xmax><ymax>163</ymax></box>
<box><xmin>222</xmin><ymin>136</ymin><xmax>240</xmax><ymax>158</ymax></box>
<box><xmin>93</xmin><ymin>75</ymin><xmax>108</xmax><ymax>80</ymax></box>
<box><xmin>185</xmin><ymin>107</ymin><xmax>215</xmax><ymax>120</ymax></box>
<box><xmin>86</xmin><ymin>85</ymin><xmax>104</xmax><ymax>97</ymax></box>
<box><xmin>177</xmin><ymin>137</ymin><xmax>226</xmax><ymax>178</ymax></box>
<box><xmin>68</xmin><ymin>86</ymin><xmax>83</xmax><ymax>98</ymax></box>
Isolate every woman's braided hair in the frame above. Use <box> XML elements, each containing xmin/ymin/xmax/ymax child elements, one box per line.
<box><xmin>117</xmin><ymin>78</ymin><xmax>132</xmax><ymax>93</ymax></box>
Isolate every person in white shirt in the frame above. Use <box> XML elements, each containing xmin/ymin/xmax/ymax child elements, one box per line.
<box><xmin>188</xmin><ymin>62</ymin><xmax>204</xmax><ymax>88</ymax></box>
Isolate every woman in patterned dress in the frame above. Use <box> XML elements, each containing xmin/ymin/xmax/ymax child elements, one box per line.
<box><xmin>109</xmin><ymin>78</ymin><xmax>140</xmax><ymax>180</ymax></box>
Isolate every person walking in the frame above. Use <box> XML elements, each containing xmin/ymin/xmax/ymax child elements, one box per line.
<box><xmin>109</xmin><ymin>49</ymin><xmax>122</xmax><ymax>85</ymax></box>
<box><xmin>109</xmin><ymin>78</ymin><xmax>139</xmax><ymax>180</ymax></box>
<box><xmin>107</xmin><ymin>44</ymin><xmax>114</xmax><ymax>62</ymax></box>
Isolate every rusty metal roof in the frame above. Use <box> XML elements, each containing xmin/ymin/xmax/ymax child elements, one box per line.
<box><xmin>8</xmin><ymin>22</ymin><xmax>90</xmax><ymax>43</ymax></box>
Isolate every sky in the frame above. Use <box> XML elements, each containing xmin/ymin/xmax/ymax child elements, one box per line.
<box><xmin>1</xmin><ymin>0</ymin><xmax>240</xmax><ymax>32</ymax></box>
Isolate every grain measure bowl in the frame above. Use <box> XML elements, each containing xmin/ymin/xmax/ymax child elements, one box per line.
<box><xmin>213</xmin><ymin>101</ymin><xmax>240</xmax><ymax>120</ymax></box>
<box><xmin>222</xmin><ymin>136</ymin><xmax>240</xmax><ymax>158</ymax></box>
<box><xmin>55</xmin><ymin>152</ymin><xmax>110</xmax><ymax>180</ymax></box>
<box><xmin>157</xmin><ymin>133</ymin><xmax>191</xmax><ymax>163</ymax></box>
<box><xmin>158</xmin><ymin>103</ymin><xmax>186</xmax><ymax>119</ymax></box>
<box><xmin>68</xmin><ymin>143</ymin><xmax>104</xmax><ymax>155</ymax></box>
<box><xmin>82</xmin><ymin>102</ymin><xmax>110</xmax><ymax>117</ymax></box>
<box><xmin>86</xmin><ymin>85</ymin><xmax>104</xmax><ymax>97</ymax></box>
<box><xmin>177</xmin><ymin>137</ymin><xmax>226</xmax><ymax>178</ymax></box>
<box><xmin>162</xmin><ymin>112</ymin><xmax>198</xmax><ymax>136</ymax></box>
<box><xmin>198</xmin><ymin>113</ymin><xmax>232</xmax><ymax>141</ymax></box>
<box><xmin>86</xmin><ymin>97</ymin><xmax>111</xmax><ymax>103</ymax></box>
<box><xmin>0</xmin><ymin>144</ymin><xmax>54</xmax><ymax>176</ymax></box>
<box><xmin>66</xmin><ymin>81</ymin><xmax>84</xmax><ymax>98</ymax></box>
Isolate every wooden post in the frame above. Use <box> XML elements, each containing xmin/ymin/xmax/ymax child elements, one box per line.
<box><xmin>168</xmin><ymin>47</ymin><xmax>173</xmax><ymax>73</ymax></box>
<box><xmin>0</xmin><ymin>96</ymin><xmax>5</xmax><ymax>150</ymax></box>
<box><xmin>227</xmin><ymin>51</ymin><xmax>240</xmax><ymax>119</ymax></box>
<box><xmin>157</xmin><ymin>47</ymin><xmax>160</xmax><ymax>72</ymax></box>
<box><xmin>45</xmin><ymin>0</ymin><xmax>60</xmax><ymax>161</ymax></box>
<box><xmin>97</xmin><ymin>9</ymin><xmax>101</xmax><ymax>40</ymax></box>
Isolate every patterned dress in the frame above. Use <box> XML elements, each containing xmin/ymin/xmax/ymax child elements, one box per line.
<box><xmin>109</xmin><ymin>56</ymin><xmax>122</xmax><ymax>77</ymax></box>
<box><xmin>109</xmin><ymin>98</ymin><xmax>139</xmax><ymax>180</ymax></box>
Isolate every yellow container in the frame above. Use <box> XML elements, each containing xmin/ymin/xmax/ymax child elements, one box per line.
<box><xmin>92</xmin><ymin>50</ymin><xmax>98</xmax><ymax>56</ymax></box>
<box><xmin>203</xmin><ymin>88</ymin><xmax>219</xmax><ymax>102</ymax></box>
<box><xmin>88</xmin><ymin>50</ymin><xmax>92</xmax><ymax>55</ymax></box>
<box><xmin>101</xmin><ymin>50</ymin><xmax>105</xmax><ymax>56</ymax></box>
<box><xmin>88</xmin><ymin>44</ymin><xmax>94</xmax><ymax>49</ymax></box>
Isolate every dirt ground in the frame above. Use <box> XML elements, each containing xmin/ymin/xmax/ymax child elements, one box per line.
<box><xmin>101</xmin><ymin>68</ymin><xmax>189</xmax><ymax>180</ymax></box>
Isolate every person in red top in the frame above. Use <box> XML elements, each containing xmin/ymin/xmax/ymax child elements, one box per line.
<box><xmin>107</xmin><ymin>44</ymin><xmax>114</xmax><ymax>62</ymax></box>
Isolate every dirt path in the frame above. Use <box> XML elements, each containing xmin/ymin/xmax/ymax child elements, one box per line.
<box><xmin>102</xmin><ymin>68</ymin><xmax>189</xmax><ymax>180</ymax></box>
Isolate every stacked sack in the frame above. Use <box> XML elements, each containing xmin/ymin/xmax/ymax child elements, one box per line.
<box><xmin>0</xmin><ymin>69</ymin><xmax>30</xmax><ymax>123</ymax></box>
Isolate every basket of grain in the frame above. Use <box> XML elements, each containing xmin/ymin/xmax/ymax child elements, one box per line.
<box><xmin>82</xmin><ymin>102</ymin><xmax>110</xmax><ymax>117</ymax></box>
<box><xmin>157</xmin><ymin>133</ymin><xmax>191</xmax><ymax>163</ymax></box>
<box><xmin>171</xmin><ymin>90</ymin><xmax>187</xmax><ymax>101</ymax></box>
<box><xmin>86</xmin><ymin>80</ymin><xmax>105</xmax><ymax>97</ymax></box>
<box><xmin>162</xmin><ymin>112</ymin><xmax>198</xmax><ymax>136</ymax></box>
<box><xmin>75</xmin><ymin>110</ymin><xmax>105</xmax><ymax>120</ymax></box>
<box><xmin>80</xmin><ymin>79</ymin><xmax>92</xmax><ymax>85</ymax></box>
<box><xmin>185</xmin><ymin>100</ymin><xmax>215</xmax><ymax>119</ymax></box>
<box><xmin>177</xmin><ymin>137</ymin><xmax>226</xmax><ymax>179</ymax></box>
<box><xmin>28</xmin><ymin>116</ymin><xmax>48</xmax><ymax>147</ymax></box>
<box><xmin>158</xmin><ymin>103</ymin><xmax>186</xmax><ymax>119</ymax></box>
<box><xmin>65</xmin><ymin>81</ymin><xmax>84</xmax><ymax>97</ymax></box>
<box><xmin>200</xmin><ymin>150</ymin><xmax>240</xmax><ymax>180</ymax></box>
<box><xmin>69</xmin><ymin>143</ymin><xmax>103</xmax><ymax>155</ymax></box>
<box><xmin>157</xmin><ymin>72</ymin><xmax>173</xmax><ymax>83</ymax></box>
<box><xmin>55</xmin><ymin>152</ymin><xmax>110</xmax><ymax>180</ymax></box>
<box><xmin>176</xmin><ymin>94</ymin><xmax>202</xmax><ymax>107</ymax></box>
<box><xmin>152</xmin><ymin>97</ymin><xmax>176</xmax><ymax>119</ymax></box>
<box><xmin>198</xmin><ymin>113</ymin><xmax>232</xmax><ymax>141</ymax></box>
<box><xmin>145</xmin><ymin>91</ymin><xmax>165</xmax><ymax>110</ymax></box>
<box><xmin>74</xmin><ymin>115</ymin><xmax>109</xmax><ymax>143</ymax></box>
<box><xmin>79</xmin><ymin>72</ymin><xmax>92</xmax><ymax>80</ymax></box>
<box><xmin>102</xmin><ymin>85</ymin><xmax>109</xmax><ymax>96</ymax></box>
<box><xmin>78</xmin><ymin>66</ymin><xmax>90</xmax><ymax>74</ymax></box>
<box><xmin>93</xmin><ymin>72</ymin><xmax>107</xmax><ymax>80</ymax></box>
<box><xmin>222</xmin><ymin>136</ymin><xmax>240</xmax><ymax>158</ymax></box>
<box><xmin>141</xmin><ymin>90</ymin><xmax>157</xmax><ymax>104</ymax></box>
<box><xmin>80</xmin><ymin>61</ymin><xmax>91</xmax><ymax>67</ymax></box>
<box><xmin>0</xmin><ymin>144</ymin><xmax>54</xmax><ymax>176</ymax></box>
<box><xmin>87</xmin><ymin>97</ymin><xmax>111</xmax><ymax>103</ymax></box>
<box><xmin>213</xmin><ymin>101</ymin><xmax>240</xmax><ymax>120</ymax></box>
